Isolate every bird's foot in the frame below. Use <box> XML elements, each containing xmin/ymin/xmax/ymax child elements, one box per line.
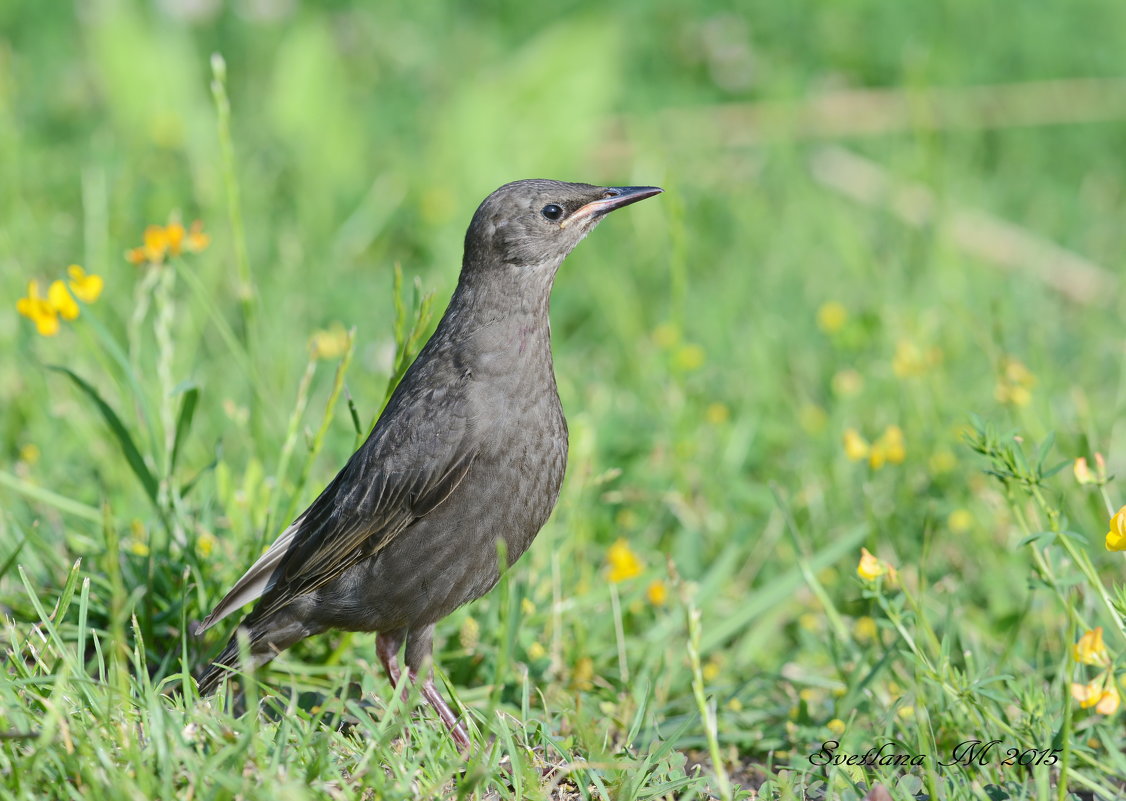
<box><xmin>418</xmin><ymin>674</ymin><xmax>471</xmax><ymax>753</ymax></box>
<box><xmin>377</xmin><ymin>632</ymin><xmax>470</xmax><ymax>752</ymax></box>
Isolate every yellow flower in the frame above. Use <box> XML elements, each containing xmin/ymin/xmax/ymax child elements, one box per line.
<box><xmin>854</xmin><ymin>615</ymin><xmax>878</xmax><ymax>643</ymax></box>
<box><xmin>1005</xmin><ymin>358</ymin><xmax>1035</xmax><ymax>386</ymax></box>
<box><xmin>842</xmin><ymin>428</ymin><xmax>869</xmax><ymax>461</ymax></box>
<box><xmin>849</xmin><ymin>426</ymin><xmax>906</xmax><ymax>471</ymax></box>
<box><xmin>702</xmin><ymin>658</ymin><xmax>721</xmax><ymax>682</ymax></box>
<box><xmin>1076</xmin><ymin>454</ymin><xmax>1109</xmax><ymax>488</ymax></box>
<box><xmin>995</xmin><ymin>356</ymin><xmax>1035</xmax><ymax>406</ymax></box>
<box><xmin>459</xmin><ymin>615</ymin><xmax>480</xmax><ymax>650</ymax></box>
<box><xmin>309</xmin><ymin>324</ymin><xmax>351</xmax><ymax>360</ymax></box>
<box><xmin>571</xmin><ymin>656</ymin><xmax>594</xmax><ymax>690</ymax></box>
<box><xmin>1106</xmin><ymin>505</ymin><xmax>1126</xmax><ymax>552</ymax></box>
<box><xmin>16</xmin><ymin>272</ymin><xmax>89</xmax><ymax>335</ymax></box>
<box><xmin>816</xmin><ymin>301</ymin><xmax>848</xmax><ymax>334</ymax></box>
<box><xmin>16</xmin><ymin>280</ymin><xmax>60</xmax><ymax>336</ymax></box>
<box><xmin>878</xmin><ymin>425</ymin><xmax>906</xmax><ymax>464</ymax></box>
<box><xmin>646</xmin><ymin>580</ymin><xmax>668</xmax><ymax>606</ymax></box>
<box><xmin>705</xmin><ymin>403</ymin><xmax>729</xmax><ymax>425</ymax></box>
<box><xmin>892</xmin><ymin>340</ymin><xmax>928</xmax><ymax>378</ymax></box>
<box><xmin>827</xmin><ymin>718</ymin><xmax>846</xmax><ymax>735</ymax></box>
<box><xmin>1071</xmin><ymin>681</ymin><xmax>1099</xmax><ymax>708</ymax></box>
<box><xmin>527</xmin><ymin>641</ymin><xmax>546</xmax><ymax>660</ymax></box>
<box><xmin>868</xmin><ymin>443</ymin><xmax>886</xmax><ymax>470</ymax></box>
<box><xmin>66</xmin><ymin>265</ymin><xmax>103</xmax><ymax>304</ymax></box>
<box><xmin>18</xmin><ymin>443</ymin><xmax>41</xmax><ymax>465</ymax></box>
<box><xmin>48</xmin><ymin>280</ymin><xmax>79</xmax><ymax>321</ymax></box>
<box><xmin>799</xmin><ymin>612</ymin><xmax>822</xmax><ymax>632</ymax></box>
<box><xmin>126</xmin><ymin>219</ymin><xmax>209</xmax><ymax>265</ymax></box>
<box><xmin>144</xmin><ymin>224</ymin><xmax>170</xmax><ymax>263</ymax></box>
<box><xmin>128</xmin><ymin>540</ymin><xmax>150</xmax><ymax>557</ymax></box>
<box><xmin>857</xmin><ymin>547</ymin><xmax>886</xmax><ymax>581</ymax></box>
<box><xmin>947</xmin><ymin>508</ymin><xmax>973</xmax><ymax>533</ymax></box>
<box><xmin>1006</xmin><ymin>385</ymin><xmax>1032</xmax><ymax>406</ymax></box>
<box><xmin>1097</xmin><ymin>684</ymin><xmax>1120</xmax><ymax>715</ymax></box>
<box><xmin>196</xmin><ymin>530</ymin><xmax>218</xmax><ymax>559</ymax></box>
<box><xmin>1074</xmin><ymin>457</ymin><xmax>1095</xmax><ymax>485</ymax></box>
<box><xmin>164</xmin><ymin>222</ymin><xmax>186</xmax><ymax>255</ymax></box>
<box><xmin>672</xmin><ymin>343</ymin><xmax>705</xmax><ymax>371</ymax></box>
<box><xmin>1073</xmin><ymin>628</ymin><xmax>1110</xmax><ymax>667</ymax></box>
<box><xmin>607</xmin><ymin>539</ymin><xmax>643</xmax><ymax>583</ymax></box>
<box><xmin>1071</xmin><ymin>679</ymin><xmax>1119</xmax><ymax>715</ymax></box>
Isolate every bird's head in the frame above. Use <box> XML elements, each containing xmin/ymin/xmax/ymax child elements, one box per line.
<box><xmin>461</xmin><ymin>179</ymin><xmax>662</xmax><ymax>276</ymax></box>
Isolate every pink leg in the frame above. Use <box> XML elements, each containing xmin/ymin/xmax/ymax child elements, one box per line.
<box><xmin>378</xmin><ymin>628</ymin><xmax>469</xmax><ymax>750</ymax></box>
<box><xmin>405</xmin><ymin>624</ymin><xmax>472</xmax><ymax>753</ymax></box>
<box><xmin>376</xmin><ymin>629</ymin><xmax>404</xmax><ymax>687</ymax></box>
<box><xmin>416</xmin><ymin>672</ymin><xmax>471</xmax><ymax>752</ymax></box>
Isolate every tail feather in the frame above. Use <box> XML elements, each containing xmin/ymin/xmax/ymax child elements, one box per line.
<box><xmin>195</xmin><ymin>521</ymin><xmax>301</xmax><ymax>635</ymax></box>
<box><xmin>196</xmin><ymin>637</ymin><xmax>243</xmax><ymax>696</ymax></box>
<box><xmin>195</xmin><ymin>613</ymin><xmax>314</xmax><ymax>695</ymax></box>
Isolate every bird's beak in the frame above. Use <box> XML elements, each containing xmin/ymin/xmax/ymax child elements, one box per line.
<box><xmin>561</xmin><ymin>185</ymin><xmax>663</xmax><ymax>228</ymax></box>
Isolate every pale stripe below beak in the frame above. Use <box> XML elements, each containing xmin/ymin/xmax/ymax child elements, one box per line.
<box><xmin>560</xmin><ymin>185</ymin><xmax>663</xmax><ymax>228</ymax></box>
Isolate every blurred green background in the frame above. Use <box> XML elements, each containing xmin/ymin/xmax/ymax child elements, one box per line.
<box><xmin>3</xmin><ymin>0</ymin><xmax>1126</xmax><ymax>798</ymax></box>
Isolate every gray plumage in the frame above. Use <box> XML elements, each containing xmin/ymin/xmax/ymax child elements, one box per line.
<box><xmin>195</xmin><ymin>179</ymin><xmax>662</xmax><ymax>747</ymax></box>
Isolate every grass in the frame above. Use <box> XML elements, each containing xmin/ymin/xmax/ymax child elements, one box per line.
<box><xmin>3</xmin><ymin>0</ymin><xmax>1126</xmax><ymax>798</ymax></box>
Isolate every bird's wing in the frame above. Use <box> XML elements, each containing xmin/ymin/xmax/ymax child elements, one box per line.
<box><xmin>195</xmin><ymin>375</ymin><xmax>476</xmax><ymax>634</ymax></box>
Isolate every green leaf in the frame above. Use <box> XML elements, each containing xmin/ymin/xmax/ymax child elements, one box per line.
<box><xmin>52</xmin><ymin>559</ymin><xmax>84</xmax><ymax>625</ymax></box>
<box><xmin>47</xmin><ymin>365</ymin><xmax>158</xmax><ymax>504</ymax></box>
<box><xmin>0</xmin><ymin>470</ymin><xmax>100</xmax><ymax>522</ymax></box>
<box><xmin>171</xmin><ymin>384</ymin><xmax>199</xmax><ymax>473</ymax></box>
<box><xmin>1042</xmin><ymin>458</ymin><xmax>1070</xmax><ymax>479</ymax></box>
<box><xmin>1059</xmin><ymin>529</ymin><xmax>1089</xmax><ymax>545</ymax></box>
<box><xmin>0</xmin><ymin>532</ymin><xmax>27</xmax><ymax>580</ymax></box>
<box><xmin>1017</xmin><ymin>530</ymin><xmax>1056</xmax><ymax>547</ymax></box>
<box><xmin>180</xmin><ymin>448</ymin><xmax>220</xmax><ymax>498</ymax></box>
<box><xmin>1035</xmin><ymin>431</ymin><xmax>1056</xmax><ymax>473</ymax></box>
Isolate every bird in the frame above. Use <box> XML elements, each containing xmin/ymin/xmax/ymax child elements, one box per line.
<box><xmin>195</xmin><ymin>179</ymin><xmax>663</xmax><ymax>749</ymax></box>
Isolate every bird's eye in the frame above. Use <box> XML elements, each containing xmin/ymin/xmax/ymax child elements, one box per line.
<box><xmin>540</xmin><ymin>204</ymin><xmax>564</xmax><ymax>221</ymax></box>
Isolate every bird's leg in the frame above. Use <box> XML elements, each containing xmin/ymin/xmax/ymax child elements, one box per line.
<box><xmin>406</xmin><ymin>624</ymin><xmax>471</xmax><ymax>752</ymax></box>
<box><xmin>376</xmin><ymin>629</ymin><xmax>405</xmax><ymax>691</ymax></box>
<box><xmin>417</xmin><ymin>676</ymin><xmax>471</xmax><ymax>752</ymax></box>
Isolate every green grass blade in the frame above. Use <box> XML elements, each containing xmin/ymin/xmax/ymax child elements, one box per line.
<box><xmin>170</xmin><ymin>384</ymin><xmax>199</xmax><ymax>473</ymax></box>
<box><xmin>46</xmin><ymin>364</ymin><xmax>159</xmax><ymax>505</ymax></box>
<box><xmin>0</xmin><ymin>470</ymin><xmax>101</xmax><ymax>522</ymax></box>
<box><xmin>0</xmin><ymin>531</ymin><xmax>28</xmax><ymax>579</ymax></box>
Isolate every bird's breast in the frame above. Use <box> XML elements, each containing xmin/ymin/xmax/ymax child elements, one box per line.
<box><xmin>464</xmin><ymin>341</ymin><xmax>568</xmax><ymax>559</ymax></box>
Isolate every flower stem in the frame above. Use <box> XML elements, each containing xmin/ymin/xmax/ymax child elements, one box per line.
<box><xmin>684</xmin><ymin>590</ymin><xmax>732</xmax><ymax>801</ymax></box>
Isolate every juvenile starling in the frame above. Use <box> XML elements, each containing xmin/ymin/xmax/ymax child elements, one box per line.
<box><xmin>196</xmin><ymin>180</ymin><xmax>662</xmax><ymax>748</ymax></box>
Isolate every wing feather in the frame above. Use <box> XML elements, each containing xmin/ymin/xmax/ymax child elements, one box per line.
<box><xmin>196</xmin><ymin>366</ymin><xmax>476</xmax><ymax>634</ymax></box>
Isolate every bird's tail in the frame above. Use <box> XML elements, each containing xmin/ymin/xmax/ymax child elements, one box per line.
<box><xmin>196</xmin><ymin>636</ymin><xmax>244</xmax><ymax>696</ymax></box>
<box><xmin>196</xmin><ymin>614</ymin><xmax>311</xmax><ymax>695</ymax></box>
